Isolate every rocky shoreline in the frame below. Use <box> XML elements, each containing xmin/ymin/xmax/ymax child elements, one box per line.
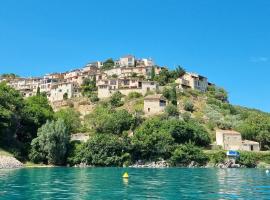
<box><xmin>0</xmin><ymin>158</ymin><xmax>251</xmax><ymax>169</ymax></box>
<box><xmin>128</xmin><ymin>159</ymin><xmax>243</xmax><ymax>169</ymax></box>
<box><xmin>129</xmin><ymin>160</ymin><xmax>170</xmax><ymax>168</ymax></box>
<box><xmin>0</xmin><ymin>156</ymin><xmax>23</xmax><ymax>169</ymax></box>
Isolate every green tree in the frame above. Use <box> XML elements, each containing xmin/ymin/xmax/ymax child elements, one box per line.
<box><xmin>164</xmin><ymin>119</ymin><xmax>211</xmax><ymax>146</ymax></box>
<box><xmin>36</xmin><ymin>87</ymin><xmax>41</xmax><ymax>96</ymax></box>
<box><xmin>132</xmin><ymin>117</ymin><xmax>174</xmax><ymax>160</ymax></box>
<box><xmin>154</xmin><ymin>68</ymin><xmax>171</xmax><ymax>86</ymax></box>
<box><xmin>130</xmin><ymin>72</ymin><xmax>137</xmax><ymax>78</ymax></box>
<box><xmin>102</xmin><ymin>58</ymin><xmax>115</xmax><ymax>70</ymax></box>
<box><xmin>170</xmin><ymin>66</ymin><xmax>185</xmax><ymax>79</ymax></box>
<box><xmin>170</xmin><ymin>142</ymin><xmax>209</xmax><ymax>166</ymax></box>
<box><xmin>0</xmin><ymin>83</ymin><xmax>25</xmax><ymax>158</ymax></box>
<box><xmin>0</xmin><ymin>83</ymin><xmax>24</xmax><ymax>135</ymax></box>
<box><xmin>0</xmin><ymin>73</ymin><xmax>19</xmax><ymax>79</ymax></box>
<box><xmin>207</xmin><ymin>85</ymin><xmax>228</xmax><ymax>102</ymax></box>
<box><xmin>154</xmin><ymin>66</ymin><xmax>185</xmax><ymax>85</ymax></box>
<box><xmin>238</xmin><ymin>152</ymin><xmax>257</xmax><ymax>168</ymax></box>
<box><xmin>150</xmin><ymin>66</ymin><xmax>155</xmax><ymax>80</ymax></box>
<box><xmin>81</xmin><ymin>77</ymin><xmax>97</xmax><ymax>97</ymax></box>
<box><xmin>89</xmin><ymin>93</ymin><xmax>99</xmax><ymax>103</ymax></box>
<box><xmin>165</xmin><ymin>104</ymin><xmax>179</xmax><ymax>117</ymax></box>
<box><xmin>85</xmin><ymin>106</ymin><xmax>134</xmax><ymax>135</ymax></box>
<box><xmin>110</xmin><ymin>91</ymin><xmax>124</xmax><ymax>107</ymax></box>
<box><xmin>162</xmin><ymin>85</ymin><xmax>177</xmax><ymax>105</ymax></box>
<box><xmin>63</xmin><ymin>93</ymin><xmax>68</xmax><ymax>100</ymax></box>
<box><xmin>55</xmin><ymin>108</ymin><xmax>81</xmax><ymax>133</ymax></box>
<box><xmin>30</xmin><ymin>119</ymin><xmax>70</xmax><ymax>165</ymax></box>
<box><xmin>237</xmin><ymin>112</ymin><xmax>270</xmax><ymax>150</ymax></box>
<box><xmin>184</xmin><ymin>100</ymin><xmax>194</xmax><ymax>112</ymax></box>
<box><xmin>112</xmin><ymin>74</ymin><xmax>118</xmax><ymax>78</ymax></box>
<box><xmin>20</xmin><ymin>95</ymin><xmax>54</xmax><ymax>143</ymax></box>
<box><xmin>127</xmin><ymin>91</ymin><xmax>142</xmax><ymax>100</ymax></box>
<box><xmin>81</xmin><ymin>134</ymin><xmax>130</xmax><ymax>166</ymax></box>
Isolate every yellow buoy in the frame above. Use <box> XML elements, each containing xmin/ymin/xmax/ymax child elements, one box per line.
<box><xmin>122</xmin><ymin>172</ymin><xmax>129</xmax><ymax>178</ymax></box>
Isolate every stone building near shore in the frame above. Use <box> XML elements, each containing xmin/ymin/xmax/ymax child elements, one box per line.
<box><xmin>216</xmin><ymin>130</ymin><xmax>260</xmax><ymax>151</ymax></box>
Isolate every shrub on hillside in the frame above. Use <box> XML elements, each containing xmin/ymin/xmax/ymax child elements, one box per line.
<box><xmin>184</xmin><ymin>100</ymin><xmax>194</xmax><ymax>112</ymax></box>
<box><xmin>127</xmin><ymin>92</ymin><xmax>143</xmax><ymax>100</ymax></box>
<box><xmin>131</xmin><ymin>117</ymin><xmax>174</xmax><ymax>160</ymax></box>
<box><xmin>207</xmin><ymin>150</ymin><xmax>226</xmax><ymax>164</ymax></box>
<box><xmin>238</xmin><ymin>152</ymin><xmax>257</xmax><ymax>168</ymax></box>
<box><xmin>165</xmin><ymin>104</ymin><xmax>179</xmax><ymax>117</ymax></box>
<box><xmin>110</xmin><ymin>91</ymin><xmax>124</xmax><ymax>107</ymax></box>
<box><xmin>89</xmin><ymin>93</ymin><xmax>99</xmax><ymax>103</ymax></box>
<box><xmin>54</xmin><ymin>108</ymin><xmax>81</xmax><ymax>133</ymax></box>
<box><xmin>83</xmin><ymin>134</ymin><xmax>130</xmax><ymax>166</ymax></box>
<box><xmin>170</xmin><ymin>142</ymin><xmax>209</xmax><ymax>166</ymax></box>
<box><xmin>85</xmin><ymin>106</ymin><xmax>134</xmax><ymax>135</ymax></box>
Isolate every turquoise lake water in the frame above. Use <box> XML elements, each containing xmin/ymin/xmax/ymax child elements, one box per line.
<box><xmin>0</xmin><ymin>168</ymin><xmax>270</xmax><ymax>199</ymax></box>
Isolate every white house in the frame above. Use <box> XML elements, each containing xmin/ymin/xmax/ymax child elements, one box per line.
<box><xmin>175</xmin><ymin>72</ymin><xmax>208</xmax><ymax>92</ymax></box>
<box><xmin>119</xmin><ymin>55</ymin><xmax>135</xmax><ymax>67</ymax></box>
<box><xmin>49</xmin><ymin>82</ymin><xmax>81</xmax><ymax>102</ymax></box>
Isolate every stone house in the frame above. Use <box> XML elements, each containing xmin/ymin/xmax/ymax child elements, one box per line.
<box><xmin>64</xmin><ymin>69</ymin><xmax>81</xmax><ymax>82</ymax></box>
<box><xmin>175</xmin><ymin>72</ymin><xmax>208</xmax><ymax>92</ymax></box>
<box><xmin>119</xmin><ymin>55</ymin><xmax>135</xmax><ymax>67</ymax></box>
<box><xmin>44</xmin><ymin>73</ymin><xmax>65</xmax><ymax>80</ymax></box>
<box><xmin>97</xmin><ymin>78</ymin><xmax>158</xmax><ymax>98</ymax></box>
<box><xmin>85</xmin><ymin>61</ymin><xmax>103</xmax><ymax>69</ymax></box>
<box><xmin>8</xmin><ymin>77</ymin><xmax>41</xmax><ymax>97</ymax></box>
<box><xmin>103</xmin><ymin>65</ymin><xmax>163</xmax><ymax>79</ymax></box>
<box><xmin>40</xmin><ymin>78</ymin><xmax>59</xmax><ymax>93</ymax></box>
<box><xmin>241</xmin><ymin>140</ymin><xmax>260</xmax><ymax>151</ymax></box>
<box><xmin>216</xmin><ymin>130</ymin><xmax>260</xmax><ymax>151</ymax></box>
<box><xmin>144</xmin><ymin>94</ymin><xmax>167</xmax><ymax>115</ymax></box>
<box><xmin>136</xmin><ymin>58</ymin><xmax>155</xmax><ymax>67</ymax></box>
<box><xmin>49</xmin><ymin>82</ymin><xmax>81</xmax><ymax>102</ymax></box>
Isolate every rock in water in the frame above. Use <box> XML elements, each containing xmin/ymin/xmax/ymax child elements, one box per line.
<box><xmin>0</xmin><ymin>156</ymin><xmax>23</xmax><ymax>169</ymax></box>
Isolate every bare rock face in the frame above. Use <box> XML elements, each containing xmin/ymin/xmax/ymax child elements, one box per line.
<box><xmin>0</xmin><ymin>156</ymin><xmax>23</xmax><ymax>169</ymax></box>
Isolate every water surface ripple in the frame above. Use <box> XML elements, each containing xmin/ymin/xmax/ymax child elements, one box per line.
<box><xmin>0</xmin><ymin>168</ymin><xmax>269</xmax><ymax>199</ymax></box>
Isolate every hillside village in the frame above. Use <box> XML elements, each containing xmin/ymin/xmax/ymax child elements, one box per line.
<box><xmin>1</xmin><ymin>55</ymin><xmax>209</xmax><ymax>103</ymax></box>
<box><xmin>0</xmin><ymin>55</ymin><xmax>261</xmax><ymax>153</ymax></box>
<box><xmin>1</xmin><ymin>55</ymin><xmax>270</xmax><ymax>168</ymax></box>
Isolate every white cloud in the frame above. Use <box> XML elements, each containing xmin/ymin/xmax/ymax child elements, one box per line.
<box><xmin>250</xmin><ymin>57</ymin><xmax>268</xmax><ymax>63</ymax></box>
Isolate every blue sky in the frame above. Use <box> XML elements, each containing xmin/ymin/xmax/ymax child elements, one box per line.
<box><xmin>0</xmin><ymin>0</ymin><xmax>270</xmax><ymax>112</ymax></box>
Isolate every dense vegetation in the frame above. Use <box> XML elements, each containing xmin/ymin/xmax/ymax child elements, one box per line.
<box><xmin>1</xmin><ymin>67</ymin><xmax>270</xmax><ymax>167</ymax></box>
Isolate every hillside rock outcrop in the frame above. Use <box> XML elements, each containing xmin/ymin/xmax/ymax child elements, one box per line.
<box><xmin>0</xmin><ymin>156</ymin><xmax>23</xmax><ymax>169</ymax></box>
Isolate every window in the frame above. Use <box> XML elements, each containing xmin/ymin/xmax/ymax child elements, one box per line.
<box><xmin>124</xmin><ymin>80</ymin><xmax>129</xmax><ymax>85</ymax></box>
<box><xmin>148</xmin><ymin>108</ymin><xmax>150</xmax><ymax>112</ymax></box>
<box><xmin>110</xmin><ymin>80</ymin><xmax>116</xmax><ymax>85</ymax></box>
<box><xmin>251</xmin><ymin>145</ymin><xmax>254</xmax><ymax>151</ymax></box>
<box><xmin>159</xmin><ymin>100</ymin><xmax>166</xmax><ymax>107</ymax></box>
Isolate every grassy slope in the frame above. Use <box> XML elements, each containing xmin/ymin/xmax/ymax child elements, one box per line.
<box><xmin>0</xmin><ymin>148</ymin><xmax>13</xmax><ymax>157</ymax></box>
